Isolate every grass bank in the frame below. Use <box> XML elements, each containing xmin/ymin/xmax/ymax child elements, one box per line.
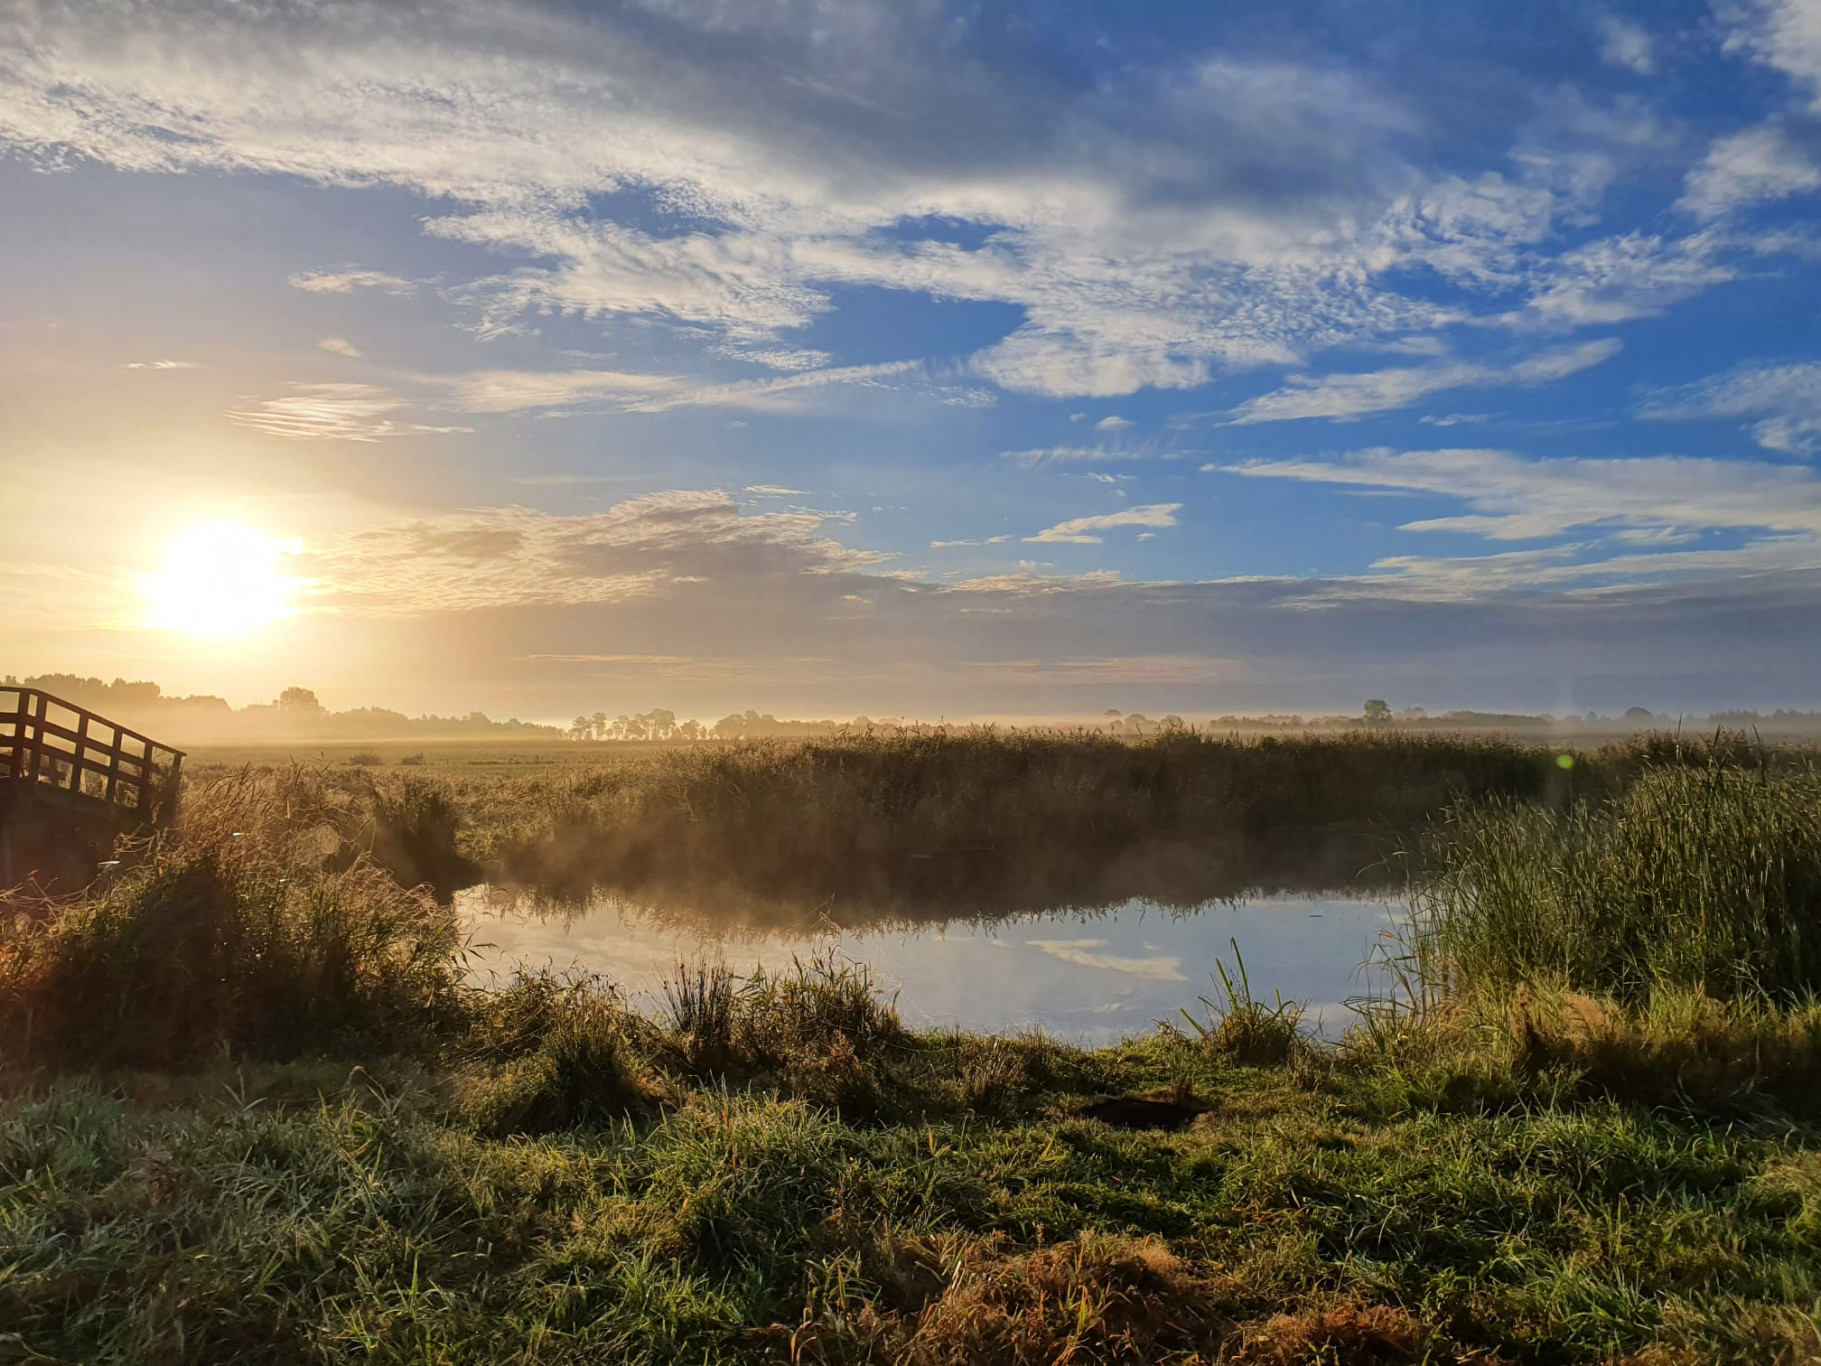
<box><xmin>8</xmin><ymin>759</ymin><xmax>1821</xmax><ymax>1361</ymax></box>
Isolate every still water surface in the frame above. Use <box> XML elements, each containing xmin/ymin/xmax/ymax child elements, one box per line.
<box><xmin>460</xmin><ymin>889</ymin><xmax>1407</xmax><ymax>1045</ymax></box>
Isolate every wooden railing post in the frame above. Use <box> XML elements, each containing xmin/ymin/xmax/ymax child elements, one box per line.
<box><xmin>71</xmin><ymin>712</ymin><xmax>89</xmax><ymax>797</ymax></box>
<box><xmin>27</xmin><ymin>692</ymin><xmax>47</xmax><ymax>786</ymax></box>
<box><xmin>104</xmin><ymin>722</ymin><xmax>123</xmax><ymax>806</ymax></box>
<box><xmin>3</xmin><ymin>689</ymin><xmax>21</xmax><ymax>782</ymax></box>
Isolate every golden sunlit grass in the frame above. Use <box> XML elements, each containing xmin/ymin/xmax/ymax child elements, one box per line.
<box><xmin>138</xmin><ymin>519</ymin><xmax>301</xmax><ymax>639</ymax></box>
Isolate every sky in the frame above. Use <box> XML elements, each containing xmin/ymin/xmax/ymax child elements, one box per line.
<box><xmin>4</xmin><ymin>0</ymin><xmax>1821</xmax><ymax>722</ymax></box>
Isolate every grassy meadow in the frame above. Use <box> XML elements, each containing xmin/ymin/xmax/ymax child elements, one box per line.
<box><xmin>5</xmin><ymin>730</ymin><xmax>1821</xmax><ymax>1361</ymax></box>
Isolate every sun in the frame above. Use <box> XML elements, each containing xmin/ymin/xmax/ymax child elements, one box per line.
<box><xmin>141</xmin><ymin>521</ymin><xmax>301</xmax><ymax>639</ymax></box>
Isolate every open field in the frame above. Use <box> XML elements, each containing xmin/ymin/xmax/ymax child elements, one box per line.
<box><xmin>179</xmin><ymin>736</ymin><xmax>669</xmax><ymax>773</ymax></box>
<box><xmin>6</xmin><ymin>732</ymin><xmax>1821</xmax><ymax>1361</ymax></box>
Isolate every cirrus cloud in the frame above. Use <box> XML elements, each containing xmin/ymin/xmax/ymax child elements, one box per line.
<box><xmin>1025</xmin><ymin>504</ymin><xmax>1182</xmax><ymax>544</ymax></box>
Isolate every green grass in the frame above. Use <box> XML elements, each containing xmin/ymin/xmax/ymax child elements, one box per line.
<box><xmin>9</xmin><ymin>737</ymin><xmax>1821</xmax><ymax>1360</ymax></box>
<box><xmin>0</xmin><ymin>772</ymin><xmax>463</xmax><ymax>1070</ymax></box>
<box><xmin>1419</xmin><ymin>753</ymin><xmax>1821</xmax><ymax>1003</ymax></box>
<box><xmin>5</xmin><ymin>1034</ymin><xmax>1821</xmax><ymax>1364</ymax></box>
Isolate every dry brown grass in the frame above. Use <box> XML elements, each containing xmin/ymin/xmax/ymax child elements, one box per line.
<box><xmin>785</xmin><ymin>1229</ymin><xmax>1439</xmax><ymax>1365</ymax></box>
<box><xmin>789</xmin><ymin>1230</ymin><xmax>1233</xmax><ymax>1364</ymax></box>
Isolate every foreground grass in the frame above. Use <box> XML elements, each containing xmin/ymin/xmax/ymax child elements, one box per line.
<box><xmin>8</xmin><ymin>1026</ymin><xmax>1821</xmax><ymax>1365</ymax></box>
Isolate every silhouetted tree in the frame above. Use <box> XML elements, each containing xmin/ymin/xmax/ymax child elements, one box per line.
<box><xmin>278</xmin><ymin>686</ymin><xmax>323</xmax><ymax>714</ymax></box>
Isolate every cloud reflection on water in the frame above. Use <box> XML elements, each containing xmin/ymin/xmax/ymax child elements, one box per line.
<box><xmin>461</xmin><ymin>889</ymin><xmax>1404</xmax><ymax>1045</ymax></box>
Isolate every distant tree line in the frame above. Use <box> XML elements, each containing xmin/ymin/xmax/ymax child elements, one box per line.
<box><xmin>16</xmin><ymin>672</ymin><xmax>1821</xmax><ymax>744</ymax></box>
<box><xmin>4</xmin><ymin>675</ymin><xmax>558</xmax><ymax>740</ymax></box>
<box><xmin>566</xmin><ymin>709</ymin><xmax>916</xmax><ymax>742</ymax></box>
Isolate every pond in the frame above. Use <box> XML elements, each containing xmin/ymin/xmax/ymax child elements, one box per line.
<box><xmin>458</xmin><ymin>888</ymin><xmax>1411</xmax><ymax>1045</ymax></box>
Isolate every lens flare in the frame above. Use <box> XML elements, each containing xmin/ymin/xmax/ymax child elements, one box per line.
<box><xmin>141</xmin><ymin>521</ymin><xmax>300</xmax><ymax>639</ymax></box>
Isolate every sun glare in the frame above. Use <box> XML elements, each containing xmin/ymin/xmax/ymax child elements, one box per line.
<box><xmin>141</xmin><ymin>521</ymin><xmax>300</xmax><ymax>640</ymax></box>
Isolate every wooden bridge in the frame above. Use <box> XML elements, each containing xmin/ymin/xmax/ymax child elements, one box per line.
<box><xmin>1</xmin><ymin>687</ymin><xmax>185</xmax><ymax>886</ymax></box>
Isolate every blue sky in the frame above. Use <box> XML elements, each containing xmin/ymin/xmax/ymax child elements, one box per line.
<box><xmin>4</xmin><ymin>0</ymin><xmax>1821</xmax><ymax>719</ymax></box>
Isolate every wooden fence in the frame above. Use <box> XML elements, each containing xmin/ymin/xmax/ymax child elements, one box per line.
<box><xmin>0</xmin><ymin>687</ymin><xmax>185</xmax><ymax>827</ymax></box>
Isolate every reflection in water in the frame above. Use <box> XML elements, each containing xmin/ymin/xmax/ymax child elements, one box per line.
<box><xmin>460</xmin><ymin>888</ymin><xmax>1406</xmax><ymax>1045</ymax></box>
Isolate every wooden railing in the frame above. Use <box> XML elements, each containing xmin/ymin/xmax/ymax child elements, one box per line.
<box><xmin>0</xmin><ymin>688</ymin><xmax>185</xmax><ymax>827</ymax></box>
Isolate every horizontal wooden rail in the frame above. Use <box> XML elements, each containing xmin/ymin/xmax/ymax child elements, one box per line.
<box><xmin>0</xmin><ymin>687</ymin><xmax>185</xmax><ymax>827</ymax></box>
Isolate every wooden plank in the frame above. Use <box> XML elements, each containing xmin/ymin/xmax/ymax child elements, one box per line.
<box><xmin>27</xmin><ymin>692</ymin><xmax>47</xmax><ymax>785</ymax></box>
<box><xmin>22</xmin><ymin>715</ymin><xmax>94</xmax><ymax>748</ymax></box>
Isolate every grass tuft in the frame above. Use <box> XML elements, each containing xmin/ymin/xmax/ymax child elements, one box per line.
<box><xmin>459</xmin><ymin>981</ymin><xmax>658</xmax><ymax>1135</ymax></box>
<box><xmin>661</xmin><ymin>958</ymin><xmax>739</xmax><ymax>1075</ymax></box>
<box><xmin>1178</xmin><ymin>941</ymin><xmax>1307</xmax><ymax>1067</ymax></box>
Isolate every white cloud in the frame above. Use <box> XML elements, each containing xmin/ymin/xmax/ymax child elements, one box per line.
<box><xmin>1598</xmin><ymin>16</ymin><xmax>1657</xmax><ymax>75</ymax></box>
<box><xmin>450</xmin><ymin>369</ymin><xmax>675</xmax><ymax>414</ymax></box>
<box><xmin>1025</xmin><ymin>503</ymin><xmax>1182</xmax><ymax>544</ymax></box>
<box><xmin>124</xmin><ymin>359</ymin><xmax>200</xmax><ymax>370</ymax></box>
<box><xmin>1226</xmin><ymin>340</ymin><xmax>1620</xmax><ymax>424</ymax></box>
<box><xmin>1644</xmin><ymin>362</ymin><xmax>1821</xmax><ymax>454</ymax></box>
<box><xmin>1024</xmin><ymin>939</ymin><xmax>1186</xmax><ymax>980</ymax></box>
<box><xmin>318</xmin><ymin>337</ymin><xmax>364</xmax><ymax>358</ymax></box>
<box><xmin>1219</xmin><ymin>447</ymin><xmax>1821</xmax><ymax>540</ymax></box>
<box><xmin>1095</xmin><ymin>415</ymin><xmax>1134</xmax><ymax>431</ymax></box>
<box><xmin>1724</xmin><ymin>0</ymin><xmax>1821</xmax><ymax>110</ymax></box>
<box><xmin>0</xmin><ymin>0</ymin><xmax>1713</xmax><ymax>402</ymax></box>
<box><xmin>447</xmin><ymin>361</ymin><xmax>919</xmax><ymax>415</ymax></box>
<box><xmin>1680</xmin><ymin>124</ymin><xmax>1821</xmax><ymax>219</ymax></box>
<box><xmin>711</xmin><ymin>344</ymin><xmax>832</xmax><ymax>372</ymax></box>
<box><xmin>1000</xmin><ymin>444</ymin><xmax>1148</xmax><ymax>467</ymax></box>
<box><xmin>1513</xmin><ymin>231</ymin><xmax>1733</xmax><ymax>328</ymax></box>
<box><xmin>227</xmin><ymin>383</ymin><xmax>473</xmax><ymax>441</ymax></box>
<box><xmin>930</xmin><ymin>535</ymin><xmax>1012</xmax><ymax>548</ymax></box>
<box><xmin>303</xmin><ymin>490</ymin><xmax>885</xmax><ymax>615</ymax></box>
<box><xmin>289</xmin><ymin>269</ymin><xmax>417</xmax><ymax>295</ymax></box>
<box><xmin>1363</xmin><ymin>534</ymin><xmax>1821</xmax><ymax>595</ymax></box>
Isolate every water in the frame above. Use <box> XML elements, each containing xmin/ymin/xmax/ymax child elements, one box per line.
<box><xmin>459</xmin><ymin>889</ymin><xmax>1408</xmax><ymax>1045</ymax></box>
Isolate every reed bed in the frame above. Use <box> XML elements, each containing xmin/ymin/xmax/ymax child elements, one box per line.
<box><xmin>1418</xmin><ymin>755</ymin><xmax>1821</xmax><ymax>1003</ymax></box>
<box><xmin>433</xmin><ymin>727</ymin><xmax>1674</xmax><ymax>911</ymax></box>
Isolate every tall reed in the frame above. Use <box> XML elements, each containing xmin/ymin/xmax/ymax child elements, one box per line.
<box><xmin>0</xmin><ymin>771</ymin><xmax>465</xmax><ymax>1068</ymax></box>
<box><xmin>460</xmin><ymin>727</ymin><xmax>1640</xmax><ymax>909</ymax></box>
<box><xmin>1418</xmin><ymin>758</ymin><xmax>1821</xmax><ymax>1002</ymax></box>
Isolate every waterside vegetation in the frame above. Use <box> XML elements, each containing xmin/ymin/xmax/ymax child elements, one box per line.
<box><xmin>4</xmin><ymin>732</ymin><xmax>1821</xmax><ymax>1360</ymax></box>
<box><xmin>176</xmin><ymin>726</ymin><xmax>1804</xmax><ymax>919</ymax></box>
